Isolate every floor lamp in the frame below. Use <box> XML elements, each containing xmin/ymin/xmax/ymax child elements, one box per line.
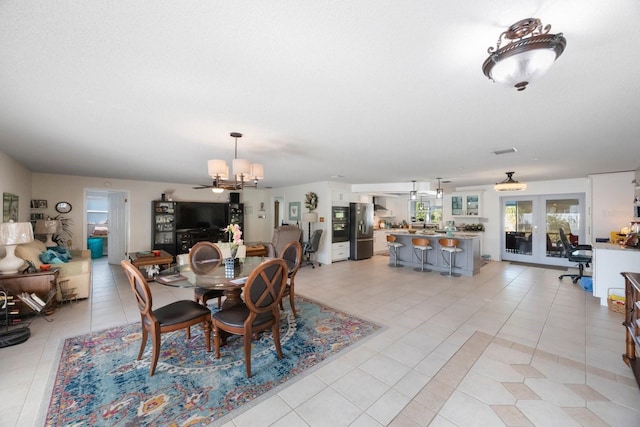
<box><xmin>302</xmin><ymin>212</ymin><xmax>318</xmax><ymax>242</ymax></box>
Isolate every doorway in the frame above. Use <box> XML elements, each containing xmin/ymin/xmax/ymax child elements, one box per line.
<box><xmin>85</xmin><ymin>189</ymin><xmax>128</xmax><ymax>265</ymax></box>
<box><xmin>500</xmin><ymin>193</ymin><xmax>586</xmax><ymax>266</ymax></box>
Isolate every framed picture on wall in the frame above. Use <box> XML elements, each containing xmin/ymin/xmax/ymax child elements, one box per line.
<box><xmin>289</xmin><ymin>202</ymin><xmax>301</xmax><ymax>222</ymax></box>
<box><xmin>3</xmin><ymin>193</ymin><xmax>18</xmax><ymax>222</ymax></box>
<box><xmin>31</xmin><ymin>199</ymin><xmax>48</xmax><ymax>209</ymax></box>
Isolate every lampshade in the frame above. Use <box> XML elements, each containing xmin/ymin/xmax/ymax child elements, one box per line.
<box><xmin>34</xmin><ymin>219</ymin><xmax>60</xmax><ymax>246</ymax></box>
<box><xmin>0</xmin><ymin>221</ymin><xmax>34</xmax><ymax>275</ymax></box>
<box><xmin>202</xmin><ymin>132</ymin><xmax>265</xmax><ymax>192</ymax></box>
<box><xmin>494</xmin><ymin>172</ymin><xmax>527</xmax><ymax>191</ymax></box>
<box><xmin>303</xmin><ymin>212</ymin><xmax>318</xmax><ymax>223</ymax></box>
<box><xmin>0</xmin><ymin>221</ymin><xmax>34</xmax><ymax>245</ymax></box>
<box><xmin>482</xmin><ymin>18</ymin><xmax>566</xmax><ymax>91</ymax></box>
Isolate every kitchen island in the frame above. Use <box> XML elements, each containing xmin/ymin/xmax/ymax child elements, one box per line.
<box><xmin>388</xmin><ymin>231</ymin><xmax>482</xmax><ymax>276</ymax></box>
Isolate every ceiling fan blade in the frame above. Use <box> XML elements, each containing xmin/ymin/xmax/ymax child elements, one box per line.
<box><xmin>192</xmin><ymin>184</ymin><xmax>212</xmax><ymax>189</ymax></box>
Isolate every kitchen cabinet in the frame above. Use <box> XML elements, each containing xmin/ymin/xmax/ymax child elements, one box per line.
<box><xmin>374</xmin><ymin>229</ymin><xmax>388</xmax><ymax>253</ymax></box>
<box><xmin>451</xmin><ymin>192</ymin><xmax>482</xmax><ymax>217</ymax></box>
<box><xmin>331</xmin><ymin>242</ymin><xmax>350</xmax><ymax>262</ymax></box>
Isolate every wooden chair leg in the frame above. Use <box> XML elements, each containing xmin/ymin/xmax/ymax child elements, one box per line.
<box><xmin>202</xmin><ymin>319</ymin><xmax>211</xmax><ymax>352</ymax></box>
<box><xmin>272</xmin><ymin>318</ymin><xmax>283</xmax><ymax>359</ymax></box>
<box><xmin>150</xmin><ymin>329</ymin><xmax>161</xmax><ymax>376</ymax></box>
<box><xmin>138</xmin><ymin>328</ymin><xmax>148</xmax><ymax>360</ymax></box>
<box><xmin>289</xmin><ymin>292</ymin><xmax>297</xmax><ymax>317</ymax></box>
<box><xmin>244</xmin><ymin>332</ymin><xmax>252</xmax><ymax>377</ymax></box>
<box><xmin>213</xmin><ymin>324</ymin><xmax>222</xmax><ymax>358</ymax></box>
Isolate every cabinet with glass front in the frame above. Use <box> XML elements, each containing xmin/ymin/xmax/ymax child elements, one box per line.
<box><xmin>451</xmin><ymin>192</ymin><xmax>482</xmax><ymax>217</ymax></box>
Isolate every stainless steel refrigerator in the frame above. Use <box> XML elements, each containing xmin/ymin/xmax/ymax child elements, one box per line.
<box><xmin>349</xmin><ymin>202</ymin><xmax>374</xmax><ymax>260</ymax></box>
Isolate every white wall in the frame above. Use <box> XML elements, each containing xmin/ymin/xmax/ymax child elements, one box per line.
<box><xmin>590</xmin><ymin>171</ymin><xmax>635</xmax><ymax>240</ymax></box>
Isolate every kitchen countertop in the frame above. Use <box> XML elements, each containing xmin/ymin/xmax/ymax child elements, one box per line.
<box><xmin>387</xmin><ymin>230</ymin><xmax>480</xmax><ymax>239</ymax></box>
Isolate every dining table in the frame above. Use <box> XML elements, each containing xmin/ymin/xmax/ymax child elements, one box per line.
<box><xmin>155</xmin><ymin>256</ymin><xmax>293</xmax><ymax>309</ymax></box>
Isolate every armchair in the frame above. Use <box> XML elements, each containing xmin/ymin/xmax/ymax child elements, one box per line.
<box><xmin>558</xmin><ymin>228</ymin><xmax>592</xmax><ymax>284</ymax></box>
<box><xmin>265</xmin><ymin>225</ymin><xmax>303</xmax><ymax>258</ymax></box>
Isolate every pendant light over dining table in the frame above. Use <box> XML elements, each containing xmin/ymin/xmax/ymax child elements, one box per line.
<box><xmin>205</xmin><ymin>132</ymin><xmax>264</xmax><ymax>193</ymax></box>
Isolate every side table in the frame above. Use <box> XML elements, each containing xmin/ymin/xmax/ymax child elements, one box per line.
<box><xmin>0</xmin><ymin>268</ymin><xmax>59</xmax><ymax>316</ymax></box>
<box><xmin>129</xmin><ymin>250</ymin><xmax>174</xmax><ymax>281</ymax></box>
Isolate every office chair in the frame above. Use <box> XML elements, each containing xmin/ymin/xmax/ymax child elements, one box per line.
<box><xmin>558</xmin><ymin>228</ymin><xmax>592</xmax><ymax>284</ymax></box>
<box><xmin>303</xmin><ymin>229</ymin><xmax>323</xmax><ymax>268</ymax></box>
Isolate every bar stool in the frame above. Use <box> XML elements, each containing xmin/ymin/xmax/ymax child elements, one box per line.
<box><xmin>386</xmin><ymin>234</ymin><xmax>404</xmax><ymax>268</ymax></box>
<box><xmin>439</xmin><ymin>238</ymin><xmax>463</xmax><ymax>277</ymax></box>
<box><xmin>412</xmin><ymin>238</ymin><xmax>432</xmax><ymax>272</ymax></box>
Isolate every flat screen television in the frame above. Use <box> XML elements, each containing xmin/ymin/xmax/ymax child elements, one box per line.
<box><xmin>175</xmin><ymin>202</ymin><xmax>227</xmax><ymax>231</ymax></box>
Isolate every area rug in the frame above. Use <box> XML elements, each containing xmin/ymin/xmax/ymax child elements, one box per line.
<box><xmin>44</xmin><ymin>297</ymin><xmax>381</xmax><ymax>426</ymax></box>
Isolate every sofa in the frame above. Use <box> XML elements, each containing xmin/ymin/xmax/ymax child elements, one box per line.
<box><xmin>15</xmin><ymin>240</ymin><xmax>92</xmax><ymax>301</ymax></box>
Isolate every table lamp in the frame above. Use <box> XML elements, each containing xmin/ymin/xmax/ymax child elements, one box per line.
<box><xmin>0</xmin><ymin>221</ymin><xmax>34</xmax><ymax>275</ymax></box>
<box><xmin>303</xmin><ymin>212</ymin><xmax>318</xmax><ymax>242</ymax></box>
<box><xmin>34</xmin><ymin>219</ymin><xmax>61</xmax><ymax>247</ymax></box>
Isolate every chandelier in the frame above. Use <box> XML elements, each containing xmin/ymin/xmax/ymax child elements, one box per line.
<box><xmin>206</xmin><ymin>132</ymin><xmax>264</xmax><ymax>193</ymax></box>
<box><xmin>494</xmin><ymin>172</ymin><xmax>527</xmax><ymax>191</ymax></box>
<box><xmin>482</xmin><ymin>18</ymin><xmax>566</xmax><ymax>91</ymax></box>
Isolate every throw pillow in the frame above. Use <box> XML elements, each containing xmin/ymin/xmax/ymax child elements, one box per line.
<box><xmin>40</xmin><ymin>250</ymin><xmax>64</xmax><ymax>264</ymax></box>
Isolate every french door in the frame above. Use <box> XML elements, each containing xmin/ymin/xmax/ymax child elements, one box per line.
<box><xmin>500</xmin><ymin>193</ymin><xmax>586</xmax><ymax>266</ymax></box>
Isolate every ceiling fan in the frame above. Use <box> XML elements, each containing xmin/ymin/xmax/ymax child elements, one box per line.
<box><xmin>193</xmin><ymin>178</ymin><xmax>230</xmax><ymax>193</ymax></box>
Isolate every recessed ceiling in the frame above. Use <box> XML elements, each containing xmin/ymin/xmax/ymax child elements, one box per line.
<box><xmin>0</xmin><ymin>1</ymin><xmax>638</xmax><ymax>189</ymax></box>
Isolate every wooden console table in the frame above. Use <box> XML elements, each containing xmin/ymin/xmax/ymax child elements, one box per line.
<box><xmin>129</xmin><ymin>250</ymin><xmax>174</xmax><ymax>281</ymax></box>
<box><xmin>0</xmin><ymin>269</ymin><xmax>59</xmax><ymax>316</ymax></box>
<box><xmin>621</xmin><ymin>271</ymin><xmax>640</xmax><ymax>387</ymax></box>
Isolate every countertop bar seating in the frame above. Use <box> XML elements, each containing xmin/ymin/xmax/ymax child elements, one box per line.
<box><xmin>388</xmin><ymin>232</ymin><xmax>482</xmax><ymax>276</ymax></box>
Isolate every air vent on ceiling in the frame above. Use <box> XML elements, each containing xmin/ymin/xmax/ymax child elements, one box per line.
<box><xmin>492</xmin><ymin>147</ymin><xmax>518</xmax><ymax>155</ymax></box>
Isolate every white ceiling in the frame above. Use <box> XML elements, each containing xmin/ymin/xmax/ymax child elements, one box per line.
<box><xmin>1</xmin><ymin>1</ymin><xmax>639</xmax><ymax>191</ymax></box>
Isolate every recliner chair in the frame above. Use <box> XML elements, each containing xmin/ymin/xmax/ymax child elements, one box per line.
<box><xmin>558</xmin><ymin>228</ymin><xmax>592</xmax><ymax>284</ymax></box>
<box><xmin>265</xmin><ymin>225</ymin><xmax>303</xmax><ymax>258</ymax></box>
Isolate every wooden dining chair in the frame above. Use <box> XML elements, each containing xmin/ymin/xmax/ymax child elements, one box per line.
<box><xmin>279</xmin><ymin>240</ymin><xmax>303</xmax><ymax>316</ymax></box>
<box><xmin>121</xmin><ymin>260</ymin><xmax>212</xmax><ymax>376</ymax></box>
<box><xmin>212</xmin><ymin>258</ymin><xmax>288</xmax><ymax>378</ymax></box>
<box><xmin>190</xmin><ymin>241</ymin><xmax>225</xmax><ymax>309</ymax></box>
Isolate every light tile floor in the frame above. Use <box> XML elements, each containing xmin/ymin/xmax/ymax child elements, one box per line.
<box><xmin>2</xmin><ymin>256</ymin><xmax>639</xmax><ymax>426</ymax></box>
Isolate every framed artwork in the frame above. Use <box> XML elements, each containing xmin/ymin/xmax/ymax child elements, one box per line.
<box><xmin>31</xmin><ymin>199</ymin><xmax>48</xmax><ymax>209</ymax></box>
<box><xmin>31</xmin><ymin>213</ymin><xmax>45</xmax><ymax>221</ymax></box>
<box><xmin>289</xmin><ymin>202</ymin><xmax>301</xmax><ymax>221</ymax></box>
<box><xmin>3</xmin><ymin>193</ymin><xmax>19</xmax><ymax>222</ymax></box>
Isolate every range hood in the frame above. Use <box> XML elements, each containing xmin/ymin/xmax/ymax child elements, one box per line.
<box><xmin>372</xmin><ymin>196</ymin><xmax>387</xmax><ymax>211</ymax></box>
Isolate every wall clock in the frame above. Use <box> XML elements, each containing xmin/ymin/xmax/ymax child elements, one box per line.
<box><xmin>55</xmin><ymin>201</ymin><xmax>72</xmax><ymax>213</ymax></box>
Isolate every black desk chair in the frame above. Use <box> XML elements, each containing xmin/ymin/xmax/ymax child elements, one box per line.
<box><xmin>303</xmin><ymin>229</ymin><xmax>323</xmax><ymax>268</ymax></box>
<box><xmin>558</xmin><ymin>228</ymin><xmax>592</xmax><ymax>284</ymax></box>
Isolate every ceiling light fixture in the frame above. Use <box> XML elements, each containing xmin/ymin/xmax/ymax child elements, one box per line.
<box><xmin>482</xmin><ymin>18</ymin><xmax>566</xmax><ymax>91</ymax></box>
<box><xmin>201</xmin><ymin>132</ymin><xmax>264</xmax><ymax>193</ymax></box>
<box><xmin>410</xmin><ymin>180</ymin><xmax>417</xmax><ymax>200</ymax></box>
<box><xmin>436</xmin><ymin>178</ymin><xmax>443</xmax><ymax>199</ymax></box>
<box><xmin>495</xmin><ymin>172</ymin><xmax>527</xmax><ymax>191</ymax></box>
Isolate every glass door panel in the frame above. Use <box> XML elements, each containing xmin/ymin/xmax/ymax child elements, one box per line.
<box><xmin>501</xmin><ymin>194</ymin><xmax>586</xmax><ymax>265</ymax></box>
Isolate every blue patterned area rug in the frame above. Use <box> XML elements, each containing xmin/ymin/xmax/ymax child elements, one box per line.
<box><xmin>44</xmin><ymin>297</ymin><xmax>381</xmax><ymax>426</ymax></box>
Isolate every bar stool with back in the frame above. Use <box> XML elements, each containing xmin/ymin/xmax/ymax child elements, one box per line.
<box><xmin>386</xmin><ymin>234</ymin><xmax>404</xmax><ymax>267</ymax></box>
<box><xmin>439</xmin><ymin>238</ymin><xmax>463</xmax><ymax>277</ymax></box>
<box><xmin>412</xmin><ymin>238</ymin><xmax>432</xmax><ymax>272</ymax></box>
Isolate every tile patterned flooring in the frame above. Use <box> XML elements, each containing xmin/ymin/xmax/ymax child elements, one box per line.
<box><xmin>1</xmin><ymin>255</ymin><xmax>639</xmax><ymax>426</ymax></box>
